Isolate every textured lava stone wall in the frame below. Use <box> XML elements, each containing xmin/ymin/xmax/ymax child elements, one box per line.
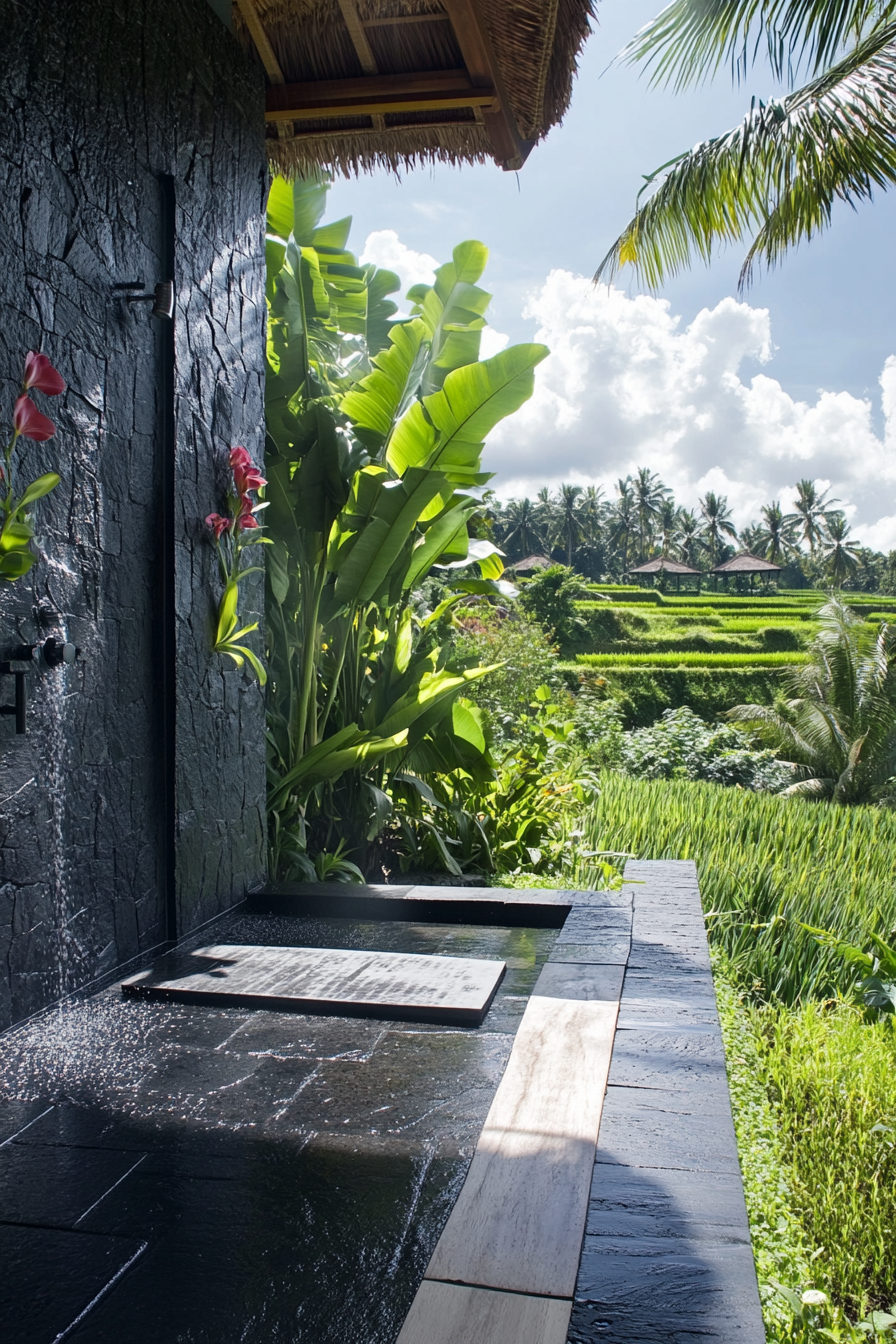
<box><xmin>0</xmin><ymin>0</ymin><xmax>267</xmax><ymax>1029</ymax></box>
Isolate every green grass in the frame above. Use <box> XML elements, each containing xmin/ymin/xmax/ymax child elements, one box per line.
<box><xmin>576</xmin><ymin>651</ymin><xmax>806</xmax><ymax>667</ymax></box>
<box><xmin>755</xmin><ymin>1002</ymin><xmax>896</xmax><ymax>1317</ymax></box>
<box><xmin>715</xmin><ymin>974</ymin><xmax>822</xmax><ymax>1339</ymax></box>
<box><xmin>575</xmin><ymin>774</ymin><xmax>896</xmax><ymax>1002</ymax></box>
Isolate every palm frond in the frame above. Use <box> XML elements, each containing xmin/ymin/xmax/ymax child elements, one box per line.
<box><xmin>597</xmin><ymin>20</ymin><xmax>896</xmax><ymax>289</ymax></box>
<box><xmin>624</xmin><ymin>0</ymin><xmax>896</xmax><ymax>89</ymax></box>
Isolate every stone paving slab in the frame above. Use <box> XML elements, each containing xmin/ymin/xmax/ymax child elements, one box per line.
<box><xmin>567</xmin><ymin>860</ymin><xmax>765</xmax><ymax>1344</ymax></box>
<box><xmin>122</xmin><ymin>943</ymin><xmax>507</xmax><ymax>1026</ymax></box>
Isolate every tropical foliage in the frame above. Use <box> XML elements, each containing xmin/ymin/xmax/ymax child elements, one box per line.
<box><xmin>263</xmin><ymin>174</ymin><xmax>547</xmax><ymax>878</ymax></box>
<box><xmin>727</xmin><ymin>596</ymin><xmax>896</xmax><ymax>802</ymax></box>
<box><xmin>596</xmin><ymin>0</ymin><xmax>896</xmax><ymax>288</ymax></box>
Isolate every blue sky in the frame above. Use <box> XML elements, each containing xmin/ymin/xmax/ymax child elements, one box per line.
<box><xmin>327</xmin><ymin>0</ymin><xmax>896</xmax><ymax>544</ymax></box>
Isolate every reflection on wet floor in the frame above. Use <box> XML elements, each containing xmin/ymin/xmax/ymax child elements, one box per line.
<box><xmin>0</xmin><ymin>911</ymin><xmax>558</xmax><ymax>1344</ymax></box>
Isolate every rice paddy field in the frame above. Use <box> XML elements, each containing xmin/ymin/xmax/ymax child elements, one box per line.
<box><xmin>565</xmin><ymin>588</ymin><xmax>896</xmax><ymax>722</ymax></box>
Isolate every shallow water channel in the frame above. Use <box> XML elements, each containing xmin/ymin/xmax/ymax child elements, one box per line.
<box><xmin>0</xmin><ymin>911</ymin><xmax>559</xmax><ymax>1343</ymax></box>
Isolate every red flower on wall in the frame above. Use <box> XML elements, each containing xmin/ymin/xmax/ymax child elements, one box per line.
<box><xmin>23</xmin><ymin>352</ymin><xmax>66</xmax><ymax>397</ymax></box>
<box><xmin>13</xmin><ymin>395</ymin><xmax>56</xmax><ymax>442</ymax></box>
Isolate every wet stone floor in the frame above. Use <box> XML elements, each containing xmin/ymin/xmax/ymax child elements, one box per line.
<box><xmin>0</xmin><ymin>912</ymin><xmax>558</xmax><ymax>1344</ymax></box>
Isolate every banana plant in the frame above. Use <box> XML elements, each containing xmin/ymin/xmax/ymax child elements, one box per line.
<box><xmin>264</xmin><ymin>173</ymin><xmax>548</xmax><ymax>878</ymax></box>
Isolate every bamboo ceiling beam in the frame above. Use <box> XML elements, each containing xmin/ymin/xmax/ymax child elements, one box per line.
<box><xmin>336</xmin><ymin>0</ymin><xmax>378</xmax><ymax>75</ymax></box>
<box><xmin>440</xmin><ymin>0</ymin><xmax>532</xmax><ymax>170</ymax></box>
<box><xmin>235</xmin><ymin>0</ymin><xmax>290</xmax><ymax>139</ymax></box>
<box><xmin>361</xmin><ymin>12</ymin><xmax>447</xmax><ymax>26</ymax></box>
<box><xmin>234</xmin><ymin>0</ymin><xmax>285</xmax><ymax>82</ymax></box>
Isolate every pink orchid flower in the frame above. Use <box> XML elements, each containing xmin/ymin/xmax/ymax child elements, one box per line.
<box><xmin>229</xmin><ymin>445</ymin><xmax>266</xmax><ymax>495</ymax></box>
<box><xmin>13</xmin><ymin>395</ymin><xmax>56</xmax><ymax>441</ymax></box>
<box><xmin>205</xmin><ymin>512</ymin><xmax>231</xmax><ymax>540</ymax></box>
<box><xmin>23</xmin><ymin>352</ymin><xmax>66</xmax><ymax>396</ymax></box>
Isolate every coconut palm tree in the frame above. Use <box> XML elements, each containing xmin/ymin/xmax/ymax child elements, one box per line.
<box><xmin>728</xmin><ymin>597</ymin><xmax>896</xmax><ymax>803</ymax></box>
<box><xmin>596</xmin><ymin>1</ymin><xmax>896</xmax><ymax>290</ymax></box>
<box><xmin>786</xmin><ymin>478</ymin><xmax>841</xmax><ymax>555</ymax></box>
<box><xmin>607</xmin><ymin>478</ymin><xmax>638</xmax><ymax>573</ymax></box>
<box><xmin>755</xmin><ymin>500</ymin><xmax>799</xmax><ymax>564</ymax></box>
<box><xmin>700</xmin><ymin>490</ymin><xmax>738</xmax><ymax>566</ymax></box>
<box><xmin>552</xmin><ymin>483</ymin><xmax>585</xmax><ymax>567</ymax></box>
<box><xmin>677</xmin><ymin>507</ymin><xmax>705</xmax><ymax>567</ymax></box>
<box><xmin>501</xmin><ymin>496</ymin><xmax>543</xmax><ymax>560</ymax></box>
<box><xmin>657</xmin><ymin>497</ymin><xmax>681</xmax><ymax>556</ymax></box>
<box><xmin>822</xmin><ymin>513</ymin><xmax>862</xmax><ymax>586</ymax></box>
<box><xmin>632</xmin><ymin>466</ymin><xmax>671</xmax><ymax>560</ymax></box>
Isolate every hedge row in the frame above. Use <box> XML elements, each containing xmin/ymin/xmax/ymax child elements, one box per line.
<box><xmin>561</xmin><ymin>664</ymin><xmax>786</xmax><ymax>726</ymax></box>
<box><xmin>576</xmin><ymin>651</ymin><xmax>806</xmax><ymax>668</ymax></box>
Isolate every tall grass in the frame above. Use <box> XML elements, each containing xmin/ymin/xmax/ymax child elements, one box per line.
<box><xmin>575</xmin><ymin>775</ymin><xmax>896</xmax><ymax>1002</ymax></box>
<box><xmin>755</xmin><ymin>1002</ymin><xmax>896</xmax><ymax>1316</ymax></box>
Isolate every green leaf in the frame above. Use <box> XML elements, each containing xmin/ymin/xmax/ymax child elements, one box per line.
<box><xmin>14</xmin><ymin>473</ymin><xmax>61</xmax><ymax>512</ymax></box>
<box><xmin>269</xmin><ymin>724</ymin><xmax>408</xmax><ymax>810</ymax></box>
<box><xmin>215</xmin><ymin>580</ymin><xmax>240</xmax><ymax>645</ymax></box>
<box><xmin>452</xmin><ymin>699</ymin><xmax>487</xmax><ymax>754</ymax></box>
<box><xmin>387</xmin><ymin>344</ymin><xmax>548</xmax><ymax>484</ymax></box>
<box><xmin>332</xmin><ymin>466</ymin><xmax>449</xmax><ymax>605</ymax></box>
<box><xmin>0</xmin><ymin>549</ymin><xmax>36</xmax><ymax>579</ymax></box>
<box><xmin>0</xmin><ymin>521</ymin><xmax>34</xmax><ymax>552</ymax></box>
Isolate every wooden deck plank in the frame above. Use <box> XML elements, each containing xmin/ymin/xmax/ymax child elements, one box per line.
<box><xmin>396</xmin><ymin>1281</ymin><xmax>571</xmax><ymax>1344</ymax></box>
<box><xmin>424</xmin><ymin>992</ymin><xmax>619</xmax><ymax>1296</ymax></box>
<box><xmin>121</xmin><ymin>944</ymin><xmax>505</xmax><ymax>1026</ymax></box>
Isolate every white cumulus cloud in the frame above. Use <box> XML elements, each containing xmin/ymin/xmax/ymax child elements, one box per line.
<box><xmin>484</xmin><ymin>270</ymin><xmax>896</xmax><ymax>548</ymax></box>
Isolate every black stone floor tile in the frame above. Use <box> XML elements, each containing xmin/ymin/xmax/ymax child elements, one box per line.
<box><xmin>606</xmin><ymin>1025</ymin><xmax>729</xmax><ymax>1093</ymax></box>
<box><xmin>0</xmin><ymin>1139</ymin><xmax>144</xmax><ymax>1228</ymax></box>
<box><xmin>547</xmin><ymin>939</ymin><xmax>631</xmax><ymax>965</ymax></box>
<box><xmin>223</xmin><ymin>1011</ymin><xmax>387</xmax><ymax>1061</ymax></box>
<box><xmin>533</xmin><ymin>962</ymin><xmax>625</xmax><ymax>1001</ymax></box>
<box><xmin>0</xmin><ymin>1098</ymin><xmax>54</xmax><ymax>1147</ymax></box>
<box><xmin>585</xmin><ymin>1163</ymin><xmax>751</xmax><ymax>1242</ymax></box>
<box><xmin>67</xmin><ymin>1133</ymin><xmax>466</xmax><ymax>1344</ymax></box>
<box><xmin>596</xmin><ymin>1086</ymin><xmax>740</xmax><ymax>1173</ymax></box>
<box><xmin>0</xmin><ymin>1222</ymin><xmax>146</xmax><ymax>1344</ymax></box>
<box><xmin>570</xmin><ymin>1240</ymin><xmax>767</xmax><ymax>1343</ymax></box>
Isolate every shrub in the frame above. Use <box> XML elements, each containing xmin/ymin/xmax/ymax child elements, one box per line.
<box><xmin>618</xmin><ymin>706</ymin><xmax>790</xmax><ymax>790</ymax></box>
<box><xmin>518</xmin><ymin>564</ymin><xmax>586</xmax><ymax>646</ymax></box>
<box><xmin>453</xmin><ymin>604</ymin><xmax>560</xmax><ymax>734</ymax></box>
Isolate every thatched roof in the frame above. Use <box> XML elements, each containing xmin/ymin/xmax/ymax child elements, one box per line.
<box><xmin>233</xmin><ymin>0</ymin><xmax>594</xmax><ymax>176</ymax></box>
<box><xmin>508</xmin><ymin>554</ymin><xmax>553</xmax><ymax>573</ymax></box>
<box><xmin>629</xmin><ymin>557</ymin><xmax>701</xmax><ymax>576</ymax></box>
<box><xmin>711</xmin><ymin>553</ymin><xmax>782</xmax><ymax>575</ymax></box>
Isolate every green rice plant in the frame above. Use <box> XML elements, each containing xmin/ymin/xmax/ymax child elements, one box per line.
<box><xmin>755</xmin><ymin>1002</ymin><xmax>896</xmax><ymax>1317</ymax></box>
<box><xmin>587</xmin><ymin>636</ymin><xmax>768</xmax><ymax>655</ymax></box>
<box><xmin>576</xmin><ymin>651</ymin><xmax>806</xmax><ymax>667</ymax></box>
<box><xmin>576</xmin><ymin>774</ymin><xmax>896</xmax><ymax>1002</ymax></box>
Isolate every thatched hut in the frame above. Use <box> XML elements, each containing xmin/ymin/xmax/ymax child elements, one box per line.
<box><xmin>232</xmin><ymin>0</ymin><xmax>595</xmax><ymax>175</ymax></box>
<box><xmin>711</xmin><ymin>553</ymin><xmax>783</xmax><ymax>591</ymax></box>
<box><xmin>628</xmin><ymin>557</ymin><xmax>702</xmax><ymax>591</ymax></box>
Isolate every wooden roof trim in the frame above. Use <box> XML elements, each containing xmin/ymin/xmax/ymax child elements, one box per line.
<box><xmin>266</xmin><ymin>70</ymin><xmax>497</xmax><ymax>121</ymax></box>
<box><xmin>360</xmin><ymin>12</ymin><xmax>448</xmax><ymax>26</ymax></box>
<box><xmin>441</xmin><ymin>0</ymin><xmax>533</xmax><ymax>169</ymax></box>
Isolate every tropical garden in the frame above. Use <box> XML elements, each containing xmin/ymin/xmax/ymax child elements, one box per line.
<box><xmin>241</xmin><ymin>6</ymin><xmax>896</xmax><ymax>1317</ymax></box>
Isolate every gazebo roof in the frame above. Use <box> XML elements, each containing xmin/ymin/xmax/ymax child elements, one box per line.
<box><xmin>628</xmin><ymin>557</ymin><xmax>701</xmax><ymax>576</ymax></box>
<box><xmin>233</xmin><ymin>0</ymin><xmax>594</xmax><ymax>175</ymax></box>
<box><xmin>509</xmin><ymin>553</ymin><xmax>553</xmax><ymax>573</ymax></box>
<box><xmin>711</xmin><ymin>552</ymin><xmax>782</xmax><ymax>575</ymax></box>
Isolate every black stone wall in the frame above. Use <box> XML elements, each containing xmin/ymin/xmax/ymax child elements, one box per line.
<box><xmin>0</xmin><ymin>0</ymin><xmax>268</xmax><ymax>1029</ymax></box>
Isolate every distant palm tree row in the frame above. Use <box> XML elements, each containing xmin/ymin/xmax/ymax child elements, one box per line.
<box><xmin>491</xmin><ymin>471</ymin><xmax>882</xmax><ymax>587</ymax></box>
